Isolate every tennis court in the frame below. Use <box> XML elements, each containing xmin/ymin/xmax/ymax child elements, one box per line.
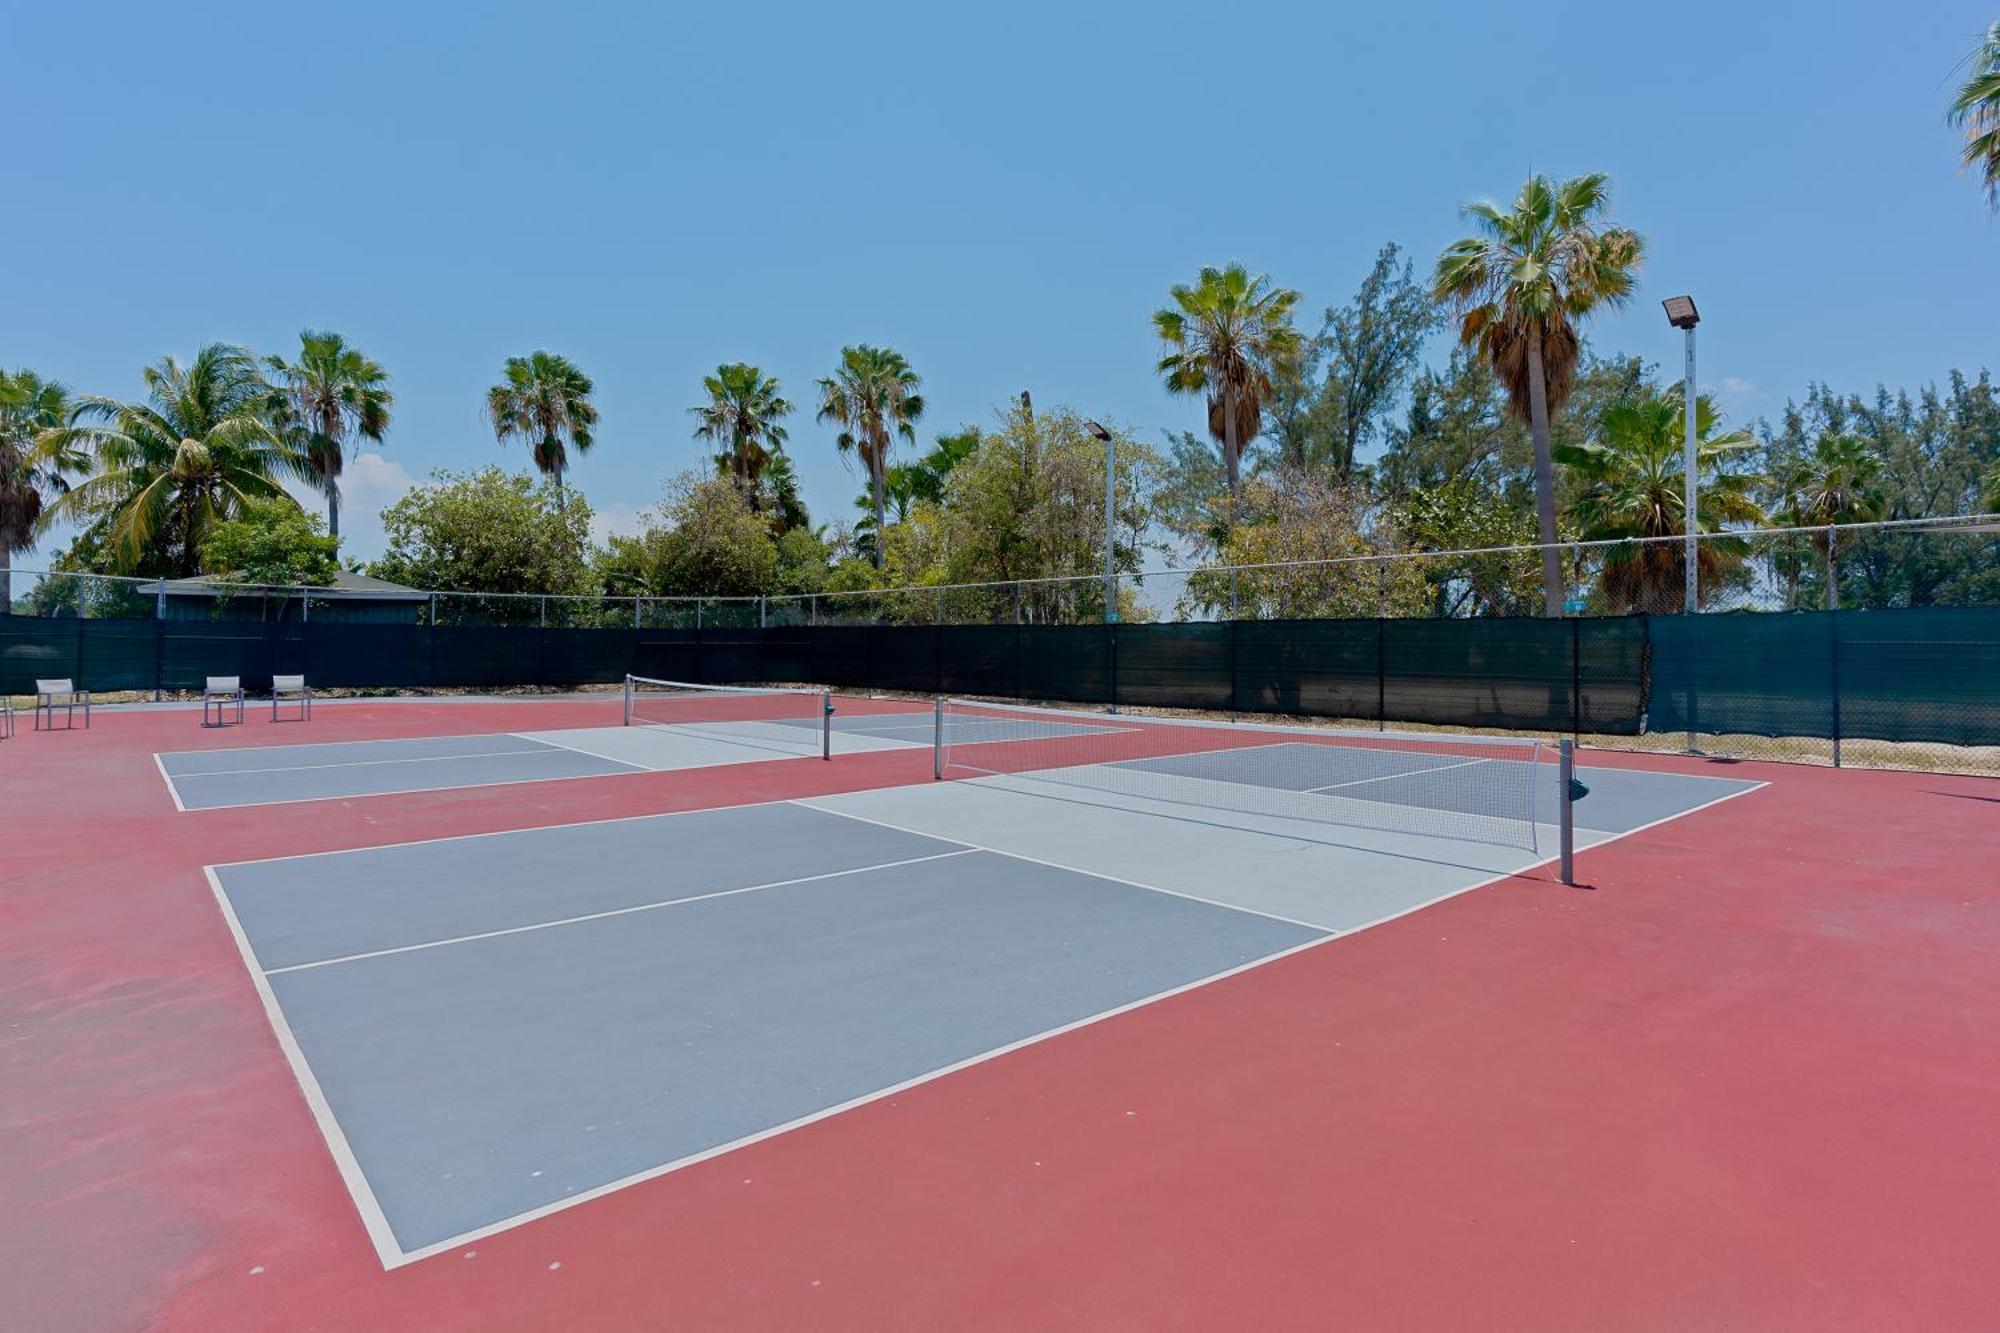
<box><xmin>200</xmin><ymin>691</ymin><xmax>1756</xmax><ymax>1267</ymax></box>
<box><xmin>11</xmin><ymin>686</ymin><xmax>1996</xmax><ymax>1332</ymax></box>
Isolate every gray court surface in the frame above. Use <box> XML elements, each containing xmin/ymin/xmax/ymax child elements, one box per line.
<box><xmin>158</xmin><ymin>710</ymin><xmax>1116</xmax><ymax>811</ymax></box>
<box><xmin>209</xmin><ymin>749</ymin><xmax>1760</xmax><ymax>1267</ymax></box>
<box><xmin>211</xmin><ymin>801</ymin><xmax>1322</xmax><ymax>1265</ymax></box>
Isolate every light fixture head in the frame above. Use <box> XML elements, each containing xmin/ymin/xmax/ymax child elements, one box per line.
<box><xmin>1662</xmin><ymin>295</ymin><xmax>1700</xmax><ymax>330</ymax></box>
<box><xmin>1083</xmin><ymin>420</ymin><xmax>1112</xmax><ymax>442</ymax></box>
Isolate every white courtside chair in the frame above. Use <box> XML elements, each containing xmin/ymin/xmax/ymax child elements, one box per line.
<box><xmin>272</xmin><ymin>674</ymin><xmax>312</xmax><ymax>722</ymax></box>
<box><xmin>34</xmin><ymin>678</ymin><xmax>90</xmax><ymax>730</ymax></box>
<box><xmin>202</xmin><ymin>676</ymin><xmax>245</xmax><ymax>727</ymax></box>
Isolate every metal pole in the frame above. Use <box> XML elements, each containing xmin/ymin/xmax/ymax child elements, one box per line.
<box><xmin>1103</xmin><ymin>429</ymin><xmax>1118</xmax><ymax>623</ymax></box>
<box><xmin>822</xmin><ymin>689</ymin><xmax>833</xmax><ymax>761</ymax></box>
<box><xmin>932</xmin><ymin>696</ymin><xmax>944</xmax><ymax>780</ymax></box>
<box><xmin>1558</xmin><ymin>739</ymin><xmax>1576</xmax><ymax>886</ymax></box>
<box><xmin>1683</xmin><ymin>325</ymin><xmax>1699</xmax><ymax>614</ymax></box>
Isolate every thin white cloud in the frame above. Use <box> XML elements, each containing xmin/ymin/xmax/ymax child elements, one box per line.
<box><xmin>589</xmin><ymin>501</ymin><xmax>648</xmax><ymax>547</ymax></box>
<box><xmin>331</xmin><ymin>452</ymin><xmax>418</xmax><ymax>564</ymax></box>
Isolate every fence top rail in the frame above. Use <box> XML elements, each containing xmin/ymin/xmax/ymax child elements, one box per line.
<box><xmin>12</xmin><ymin>511</ymin><xmax>1996</xmax><ymax>608</ymax></box>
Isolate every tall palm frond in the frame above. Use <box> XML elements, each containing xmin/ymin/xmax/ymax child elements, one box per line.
<box><xmin>1151</xmin><ymin>264</ymin><xmax>1302</xmax><ymax>496</ymax></box>
<box><xmin>1434</xmin><ymin>172</ymin><xmax>1645</xmax><ymax>615</ymax></box>
<box><xmin>264</xmin><ymin>330</ymin><xmax>393</xmax><ymax>540</ymax></box>
<box><xmin>691</xmin><ymin>363</ymin><xmax>792</xmax><ymax>493</ymax></box>
<box><xmin>39</xmin><ymin>345</ymin><xmax>312</xmax><ymax>575</ymax></box>
<box><xmin>1949</xmin><ymin>22</ymin><xmax>2000</xmax><ymax>211</ymax></box>
<box><xmin>487</xmin><ymin>351</ymin><xmax>597</xmax><ymax>505</ymax></box>
<box><xmin>816</xmin><ymin>345</ymin><xmax>925</xmax><ymax>567</ymax></box>
<box><xmin>0</xmin><ymin>369</ymin><xmax>87</xmax><ymax>606</ymax></box>
<box><xmin>1555</xmin><ymin>388</ymin><xmax>1763</xmax><ymax>611</ymax></box>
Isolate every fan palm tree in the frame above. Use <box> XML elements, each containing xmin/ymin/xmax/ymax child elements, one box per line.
<box><xmin>1152</xmin><ymin>264</ymin><xmax>1302</xmax><ymax>500</ymax></box>
<box><xmin>691</xmin><ymin>363</ymin><xmax>792</xmax><ymax>494</ymax></box>
<box><xmin>0</xmin><ymin>369</ymin><xmax>87</xmax><ymax>609</ymax></box>
<box><xmin>1434</xmin><ymin>172</ymin><xmax>1645</xmax><ymax>615</ymax></box>
<box><xmin>1555</xmin><ymin>389</ymin><xmax>1763</xmax><ymax>612</ymax></box>
<box><xmin>816</xmin><ymin>345</ymin><xmax>925</xmax><ymax>567</ymax></box>
<box><xmin>264</xmin><ymin>330</ymin><xmax>392</xmax><ymax>541</ymax></box>
<box><xmin>40</xmin><ymin>345</ymin><xmax>312</xmax><ymax>575</ymax></box>
<box><xmin>1949</xmin><ymin>21</ymin><xmax>2000</xmax><ymax>211</ymax></box>
<box><xmin>487</xmin><ymin>352</ymin><xmax>597</xmax><ymax>506</ymax></box>
<box><xmin>1771</xmin><ymin>432</ymin><xmax>1884</xmax><ymax>609</ymax></box>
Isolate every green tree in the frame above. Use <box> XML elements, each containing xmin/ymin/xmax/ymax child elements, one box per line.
<box><xmin>264</xmin><ymin>330</ymin><xmax>392</xmax><ymax>540</ymax></box>
<box><xmin>934</xmin><ymin>404</ymin><xmax>1159</xmax><ymax>623</ymax></box>
<box><xmin>691</xmin><ymin>363</ymin><xmax>792</xmax><ymax>494</ymax></box>
<box><xmin>370</xmin><ymin>468</ymin><xmax>595</xmax><ymax>607</ymax></box>
<box><xmin>0</xmin><ymin>368</ymin><xmax>85</xmax><ymax>609</ymax></box>
<box><xmin>758</xmin><ymin>451</ymin><xmax>812</xmax><ymax>534</ymax></box>
<box><xmin>1434</xmin><ymin>172</ymin><xmax>1645</xmax><ymax>615</ymax></box>
<box><xmin>1384</xmin><ymin>479</ymin><xmax>1544</xmax><ymax>617</ymax></box>
<box><xmin>816</xmin><ymin>345</ymin><xmax>925</xmax><ymax>567</ymax></box>
<box><xmin>1185</xmin><ymin>471</ymin><xmax>1428</xmax><ymax>620</ymax></box>
<box><xmin>486</xmin><ymin>351</ymin><xmax>597</xmax><ymax>506</ymax></box>
<box><xmin>1152</xmin><ymin>263</ymin><xmax>1302</xmax><ymax>499</ymax></box>
<box><xmin>1769</xmin><ymin>432</ymin><xmax>1884</xmax><ymax>610</ymax></box>
<box><xmin>1949</xmin><ymin>22</ymin><xmax>2000</xmax><ymax>211</ymax></box>
<box><xmin>1555</xmin><ymin>389</ymin><xmax>1764</xmax><ymax>613</ymax></box>
<box><xmin>598</xmin><ymin>475</ymin><xmax>778</xmax><ymax>598</ymax></box>
<box><xmin>42</xmin><ymin>345</ymin><xmax>312</xmax><ymax>575</ymax></box>
<box><xmin>1266</xmin><ymin>244</ymin><xmax>1439</xmax><ymax>478</ymax></box>
<box><xmin>852</xmin><ymin>426</ymin><xmax>978</xmax><ymax>559</ymax></box>
<box><xmin>200</xmin><ymin>496</ymin><xmax>343</xmax><ymax>586</ymax></box>
<box><xmin>1754</xmin><ymin>374</ymin><xmax>1997</xmax><ymax>607</ymax></box>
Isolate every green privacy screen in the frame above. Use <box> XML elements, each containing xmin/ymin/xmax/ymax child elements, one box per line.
<box><xmin>1648</xmin><ymin>607</ymin><xmax>2000</xmax><ymax>746</ymax></box>
<box><xmin>2</xmin><ymin>608</ymin><xmax>1994</xmax><ymax>747</ymax></box>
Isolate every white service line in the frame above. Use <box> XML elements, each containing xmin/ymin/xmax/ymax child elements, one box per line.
<box><xmin>504</xmin><ymin>731</ymin><xmax>654</xmax><ymax>771</ymax></box>
<box><xmin>1301</xmin><ymin>755</ymin><xmax>1496</xmax><ymax>794</ymax></box>
<box><xmin>259</xmin><ymin>849</ymin><xmax>981</xmax><ymax>975</ymax></box>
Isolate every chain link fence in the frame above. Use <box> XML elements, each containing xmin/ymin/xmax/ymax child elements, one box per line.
<box><xmin>5</xmin><ymin>514</ymin><xmax>1995</xmax><ymax>774</ymax></box>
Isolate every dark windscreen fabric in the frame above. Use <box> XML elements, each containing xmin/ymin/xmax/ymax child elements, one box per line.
<box><xmin>9</xmin><ymin>608</ymin><xmax>1987</xmax><ymax>749</ymax></box>
<box><xmin>1647</xmin><ymin>613</ymin><xmax>1837</xmax><ymax>739</ymax></box>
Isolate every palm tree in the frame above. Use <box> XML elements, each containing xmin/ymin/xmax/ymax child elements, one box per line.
<box><xmin>264</xmin><ymin>330</ymin><xmax>392</xmax><ymax>541</ymax></box>
<box><xmin>0</xmin><ymin>369</ymin><xmax>86</xmax><ymax>609</ymax></box>
<box><xmin>1434</xmin><ymin>172</ymin><xmax>1645</xmax><ymax>615</ymax></box>
<box><xmin>816</xmin><ymin>345</ymin><xmax>924</xmax><ymax>567</ymax></box>
<box><xmin>1771</xmin><ymin>433</ymin><xmax>1884</xmax><ymax>610</ymax></box>
<box><xmin>1152</xmin><ymin>264</ymin><xmax>1302</xmax><ymax>501</ymax></box>
<box><xmin>758</xmin><ymin>451</ymin><xmax>811</xmax><ymax>534</ymax></box>
<box><xmin>690</xmin><ymin>363</ymin><xmax>792</xmax><ymax>494</ymax></box>
<box><xmin>1555</xmin><ymin>388</ymin><xmax>1763</xmax><ymax>612</ymax></box>
<box><xmin>1949</xmin><ymin>22</ymin><xmax>2000</xmax><ymax>211</ymax></box>
<box><xmin>487</xmin><ymin>352</ymin><xmax>597</xmax><ymax>506</ymax></box>
<box><xmin>40</xmin><ymin>345</ymin><xmax>312</xmax><ymax>575</ymax></box>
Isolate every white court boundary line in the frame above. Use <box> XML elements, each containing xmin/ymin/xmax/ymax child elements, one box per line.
<box><xmin>170</xmin><ymin>744</ymin><xmax>564</xmax><ymax>780</ymax></box>
<box><xmin>206</xmin><ymin>865</ymin><xmax>405</xmax><ymax>1269</ymax></box>
<box><xmin>152</xmin><ymin>710</ymin><xmax>935</xmax><ymax>812</ymax></box>
<box><xmin>264</xmin><ymin>849</ymin><xmax>978</xmax><ymax>975</ymax></box>
<box><xmin>207</xmin><ymin>774</ymin><xmax>1769</xmax><ymax>1269</ymax></box>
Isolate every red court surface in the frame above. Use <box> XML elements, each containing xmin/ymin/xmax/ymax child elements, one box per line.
<box><xmin>5</xmin><ymin>696</ymin><xmax>1997</xmax><ymax>1331</ymax></box>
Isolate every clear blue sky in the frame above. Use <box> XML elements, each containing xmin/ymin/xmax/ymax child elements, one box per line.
<box><xmin>8</xmin><ymin>0</ymin><xmax>1995</xmax><ymax>566</ymax></box>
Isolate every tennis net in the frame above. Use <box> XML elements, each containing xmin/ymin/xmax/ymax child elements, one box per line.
<box><xmin>623</xmin><ymin>676</ymin><xmax>831</xmax><ymax>760</ymax></box>
<box><xmin>935</xmin><ymin>698</ymin><xmax>1556</xmax><ymax>849</ymax></box>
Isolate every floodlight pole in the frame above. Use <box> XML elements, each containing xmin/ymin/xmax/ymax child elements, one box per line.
<box><xmin>1662</xmin><ymin>296</ymin><xmax>1702</xmax><ymax>615</ymax></box>
<box><xmin>1086</xmin><ymin>421</ymin><xmax>1117</xmax><ymax>624</ymax></box>
<box><xmin>1663</xmin><ymin>296</ymin><xmax>1703</xmax><ymax>756</ymax></box>
<box><xmin>1682</xmin><ymin>324</ymin><xmax>1698</xmax><ymax>614</ymax></box>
